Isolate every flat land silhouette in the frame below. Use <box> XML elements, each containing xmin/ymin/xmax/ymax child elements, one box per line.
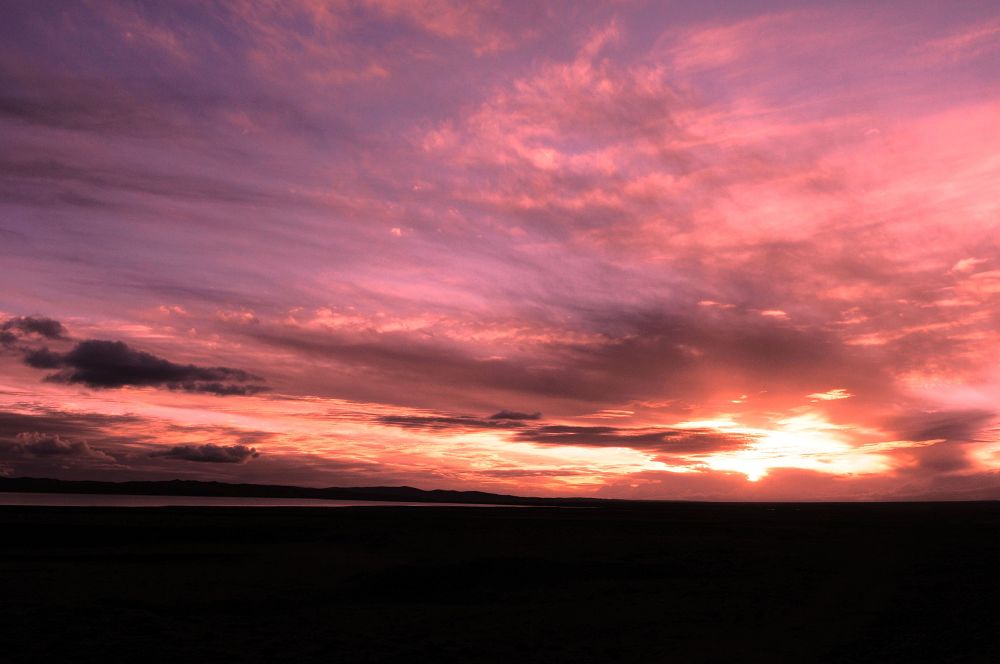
<box><xmin>1</xmin><ymin>502</ymin><xmax>998</xmax><ymax>662</ymax></box>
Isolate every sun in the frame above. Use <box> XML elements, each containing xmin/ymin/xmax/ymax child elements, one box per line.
<box><xmin>694</xmin><ymin>414</ymin><xmax>894</xmax><ymax>481</ymax></box>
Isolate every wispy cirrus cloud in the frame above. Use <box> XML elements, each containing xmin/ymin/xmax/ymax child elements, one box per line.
<box><xmin>16</xmin><ymin>331</ymin><xmax>267</xmax><ymax>396</ymax></box>
<box><xmin>150</xmin><ymin>443</ymin><xmax>260</xmax><ymax>464</ymax></box>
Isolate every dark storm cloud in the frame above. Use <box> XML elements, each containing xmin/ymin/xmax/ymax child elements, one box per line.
<box><xmin>512</xmin><ymin>425</ymin><xmax>753</xmax><ymax>454</ymax></box>
<box><xmin>0</xmin><ymin>410</ymin><xmax>145</xmax><ymax>472</ymax></box>
<box><xmin>150</xmin><ymin>443</ymin><xmax>260</xmax><ymax>464</ymax></box>
<box><xmin>0</xmin><ymin>410</ymin><xmax>142</xmax><ymax>442</ymax></box>
<box><xmin>22</xmin><ymin>340</ymin><xmax>268</xmax><ymax>395</ymax></box>
<box><xmin>378</xmin><ymin>409</ymin><xmax>545</xmax><ymax>431</ymax></box>
<box><xmin>376</xmin><ymin>411</ymin><xmax>752</xmax><ymax>455</ymax></box>
<box><xmin>490</xmin><ymin>410</ymin><xmax>542</xmax><ymax>420</ymax></box>
<box><xmin>1</xmin><ymin>316</ymin><xmax>67</xmax><ymax>340</ymax></box>
<box><xmin>1</xmin><ymin>316</ymin><xmax>68</xmax><ymax>351</ymax></box>
<box><xmin>11</xmin><ymin>432</ymin><xmax>113</xmax><ymax>460</ymax></box>
<box><xmin>0</xmin><ymin>409</ymin><xmax>276</xmax><ymax>480</ymax></box>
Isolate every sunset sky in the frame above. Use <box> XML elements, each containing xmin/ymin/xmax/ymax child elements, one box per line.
<box><xmin>2</xmin><ymin>1</ymin><xmax>1000</xmax><ymax>500</ymax></box>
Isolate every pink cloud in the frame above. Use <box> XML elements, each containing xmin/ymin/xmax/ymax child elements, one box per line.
<box><xmin>2</xmin><ymin>2</ymin><xmax>1000</xmax><ymax>498</ymax></box>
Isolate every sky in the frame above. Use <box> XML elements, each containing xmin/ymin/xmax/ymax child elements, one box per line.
<box><xmin>2</xmin><ymin>1</ymin><xmax>1000</xmax><ymax>500</ymax></box>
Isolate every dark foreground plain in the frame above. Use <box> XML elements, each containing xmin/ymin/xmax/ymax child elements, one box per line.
<box><xmin>1</xmin><ymin>503</ymin><xmax>998</xmax><ymax>663</ymax></box>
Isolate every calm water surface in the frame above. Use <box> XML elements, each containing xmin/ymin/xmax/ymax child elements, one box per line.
<box><xmin>0</xmin><ymin>492</ymin><xmax>502</xmax><ymax>508</ymax></box>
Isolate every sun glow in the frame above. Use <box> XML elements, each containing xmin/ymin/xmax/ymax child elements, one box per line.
<box><xmin>695</xmin><ymin>414</ymin><xmax>894</xmax><ymax>481</ymax></box>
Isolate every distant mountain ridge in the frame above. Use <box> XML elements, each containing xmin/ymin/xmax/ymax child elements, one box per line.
<box><xmin>0</xmin><ymin>476</ymin><xmax>613</xmax><ymax>507</ymax></box>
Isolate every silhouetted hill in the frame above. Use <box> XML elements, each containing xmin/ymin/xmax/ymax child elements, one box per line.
<box><xmin>0</xmin><ymin>476</ymin><xmax>615</xmax><ymax>507</ymax></box>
